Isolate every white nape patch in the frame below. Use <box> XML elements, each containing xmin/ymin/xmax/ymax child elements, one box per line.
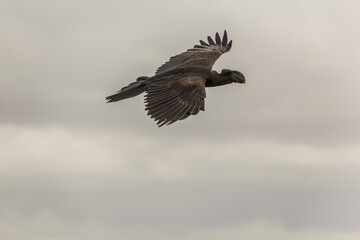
<box><xmin>217</xmin><ymin>70</ymin><xmax>222</xmax><ymax>74</ymax></box>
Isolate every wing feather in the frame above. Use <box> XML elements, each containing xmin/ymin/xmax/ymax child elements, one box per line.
<box><xmin>215</xmin><ymin>32</ymin><xmax>221</xmax><ymax>45</ymax></box>
<box><xmin>145</xmin><ymin>77</ymin><xmax>206</xmax><ymax>127</ymax></box>
<box><xmin>207</xmin><ymin>36</ymin><xmax>216</xmax><ymax>45</ymax></box>
<box><xmin>199</xmin><ymin>40</ymin><xmax>209</xmax><ymax>46</ymax></box>
<box><xmin>155</xmin><ymin>30</ymin><xmax>232</xmax><ymax>75</ymax></box>
<box><xmin>150</xmin><ymin>89</ymin><xmax>194</xmax><ymax>120</ymax></box>
<box><xmin>222</xmin><ymin>30</ymin><xmax>228</xmax><ymax>46</ymax></box>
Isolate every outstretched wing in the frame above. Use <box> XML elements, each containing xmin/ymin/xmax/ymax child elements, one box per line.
<box><xmin>156</xmin><ymin>30</ymin><xmax>232</xmax><ymax>75</ymax></box>
<box><xmin>145</xmin><ymin>76</ymin><xmax>206</xmax><ymax>127</ymax></box>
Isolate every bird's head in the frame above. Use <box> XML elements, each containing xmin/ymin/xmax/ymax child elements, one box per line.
<box><xmin>220</xmin><ymin>69</ymin><xmax>246</xmax><ymax>84</ymax></box>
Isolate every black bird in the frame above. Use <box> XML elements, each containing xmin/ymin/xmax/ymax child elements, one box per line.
<box><xmin>106</xmin><ymin>30</ymin><xmax>245</xmax><ymax>127</ymax></box>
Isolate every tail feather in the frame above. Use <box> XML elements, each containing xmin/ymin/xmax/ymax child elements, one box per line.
<box><xmin>106</xmin><ymin>76</ymin><xmax>148</xmax><ymax>103</ymax></box>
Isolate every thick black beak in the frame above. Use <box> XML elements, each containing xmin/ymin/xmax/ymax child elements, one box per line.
<box><xmin>234</xmin><ymin>71</ymin><xmax>246</xmax><ymax>84</ymax></box>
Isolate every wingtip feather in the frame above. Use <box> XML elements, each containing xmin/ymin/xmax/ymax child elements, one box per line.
<box><xmin>222</xmin><ymin>30</ymin><xmax>228</xmax><ymax>46</ymax></box>
<box><xmin>199</xmin><ymin>40</ymin><xmax>209</xmax><ymax>46</ymax></box>
<box><xmin>215</xmin><ymin>32</ymin><xmax>221</xmax><ymax>45</ymax></box>
<box><xmin>207</xmin><ymin>36</ymin><xmax>215</xmax><ymax>45</ymax></box>
<box><xmin>227</xmin><ymin>40</ymin><xmax>232</xmax><ymax>51</ymax></box>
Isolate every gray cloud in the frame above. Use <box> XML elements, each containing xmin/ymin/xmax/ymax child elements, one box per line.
<box><xmin>1</xmin><ymin>0</ymin><xmax>360</xmax><ymax>239</ymax></box>
<box><xmin>2</xmin><ymin>0</ymin><xmax>359</xmax><ymax>146</ymax></box>
<box><xmin>1</xmin><ymin>125</ymin><xmax>360</xmax><ymax>239</ymax></box>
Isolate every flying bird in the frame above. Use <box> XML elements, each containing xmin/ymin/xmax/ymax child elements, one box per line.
<box><xmin>106</xmin><ymin>30</ymin><xmax>245</xmax><ymax>127</ymax></box>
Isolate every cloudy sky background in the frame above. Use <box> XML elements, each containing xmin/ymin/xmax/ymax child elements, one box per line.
<box><xmin>1</xmin><ymin>0</ymin><xmax>360</xmax><ymax>239</ymax></box>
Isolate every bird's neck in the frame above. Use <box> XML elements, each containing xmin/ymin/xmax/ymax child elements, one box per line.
<box><xmin>206</xmin><ymin>71</ymin><xmax>233</xmax><ymax>87</ymax></box>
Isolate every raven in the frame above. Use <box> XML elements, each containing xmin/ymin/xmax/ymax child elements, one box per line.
<box><xmin>106</xmin><ymin>31</ymin><xmax>245</xmax><ymax>127</ymax></box>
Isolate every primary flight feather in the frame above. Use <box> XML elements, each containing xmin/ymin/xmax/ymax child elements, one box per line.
<box><xmin>106</xmin><ymin>30</ymin><xmax>245</xmax><ymax>127</ymax></box>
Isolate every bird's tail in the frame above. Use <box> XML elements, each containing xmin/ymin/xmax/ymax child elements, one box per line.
<box><xmin>106</xmin><ymin>76</ymin><xmax>149</xmax><ymax>103</ymax></box>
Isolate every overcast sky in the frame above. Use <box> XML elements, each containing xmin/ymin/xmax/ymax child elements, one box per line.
<box><xmin>1</xmin><ymin>0</ymin><xmax>360</xmax><ymax>239</ymax></box>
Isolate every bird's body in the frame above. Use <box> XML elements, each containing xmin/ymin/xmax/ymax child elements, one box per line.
<box><xmin>106</xmin><ymin>31</ymin><xmax>245</xmax><ymax>127</ymax></box>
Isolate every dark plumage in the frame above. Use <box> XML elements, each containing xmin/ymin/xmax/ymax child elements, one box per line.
<box><xmin>106</xmin><ymin>31</ymin><xmax>245</xmax><ymax>127</ymax></box>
